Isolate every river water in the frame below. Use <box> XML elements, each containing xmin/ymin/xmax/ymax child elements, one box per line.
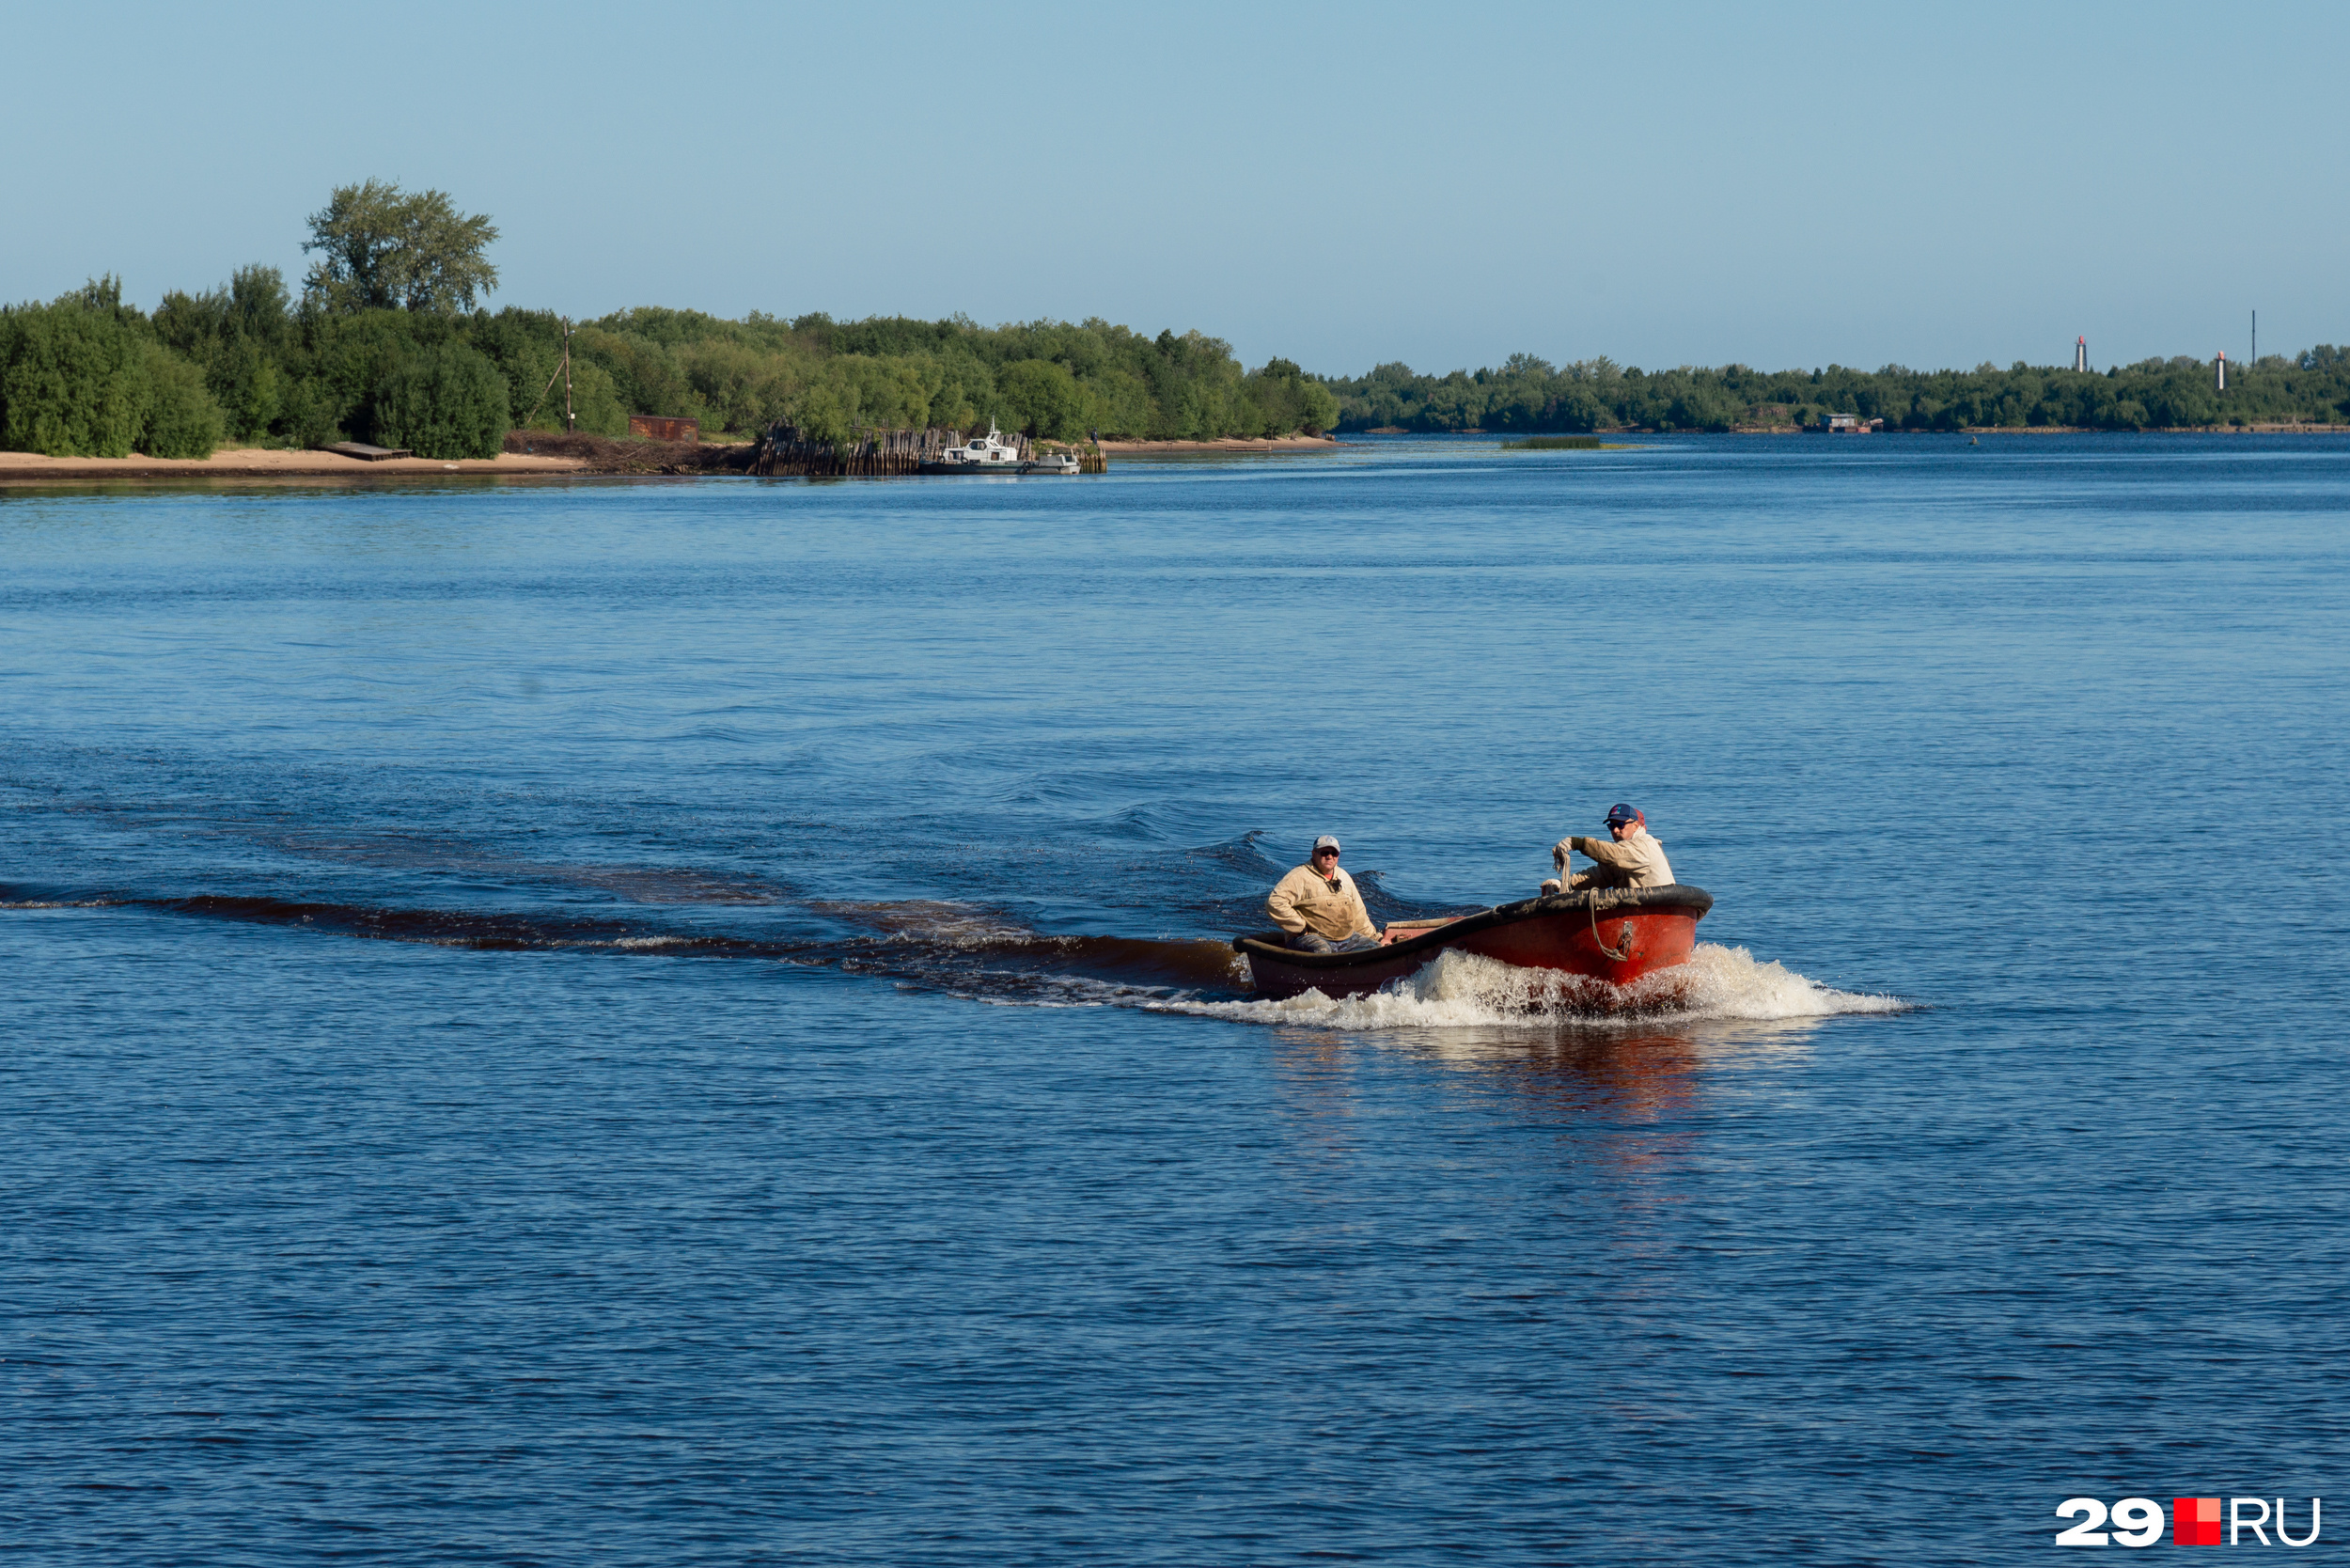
<box><xmin>4</xmin><ymin>434</ymin><xmax>2344</xmax><ymax>1563</ymax></box>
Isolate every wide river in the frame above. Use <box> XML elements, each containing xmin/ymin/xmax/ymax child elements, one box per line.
<box><xmin>5</xmin><ymin>435</ymin><xmax>2344</xmax><ymax>1563</ymax></box>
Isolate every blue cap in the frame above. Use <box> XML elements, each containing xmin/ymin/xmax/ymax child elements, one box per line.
<box><xmin>1606</xmin><ymin>803</ymin><xmax>1642</xmax><ymax>826</ymax></box>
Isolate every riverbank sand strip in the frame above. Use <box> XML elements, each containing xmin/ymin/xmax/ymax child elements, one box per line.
<box><xmin>1096</xmin><ymin>435</ymin><xmax>1342</xmax><ymax>454</ymax></box>
<box><xmin>0</xmin><ymin>448</ymin><xmax>590</xmax><ymax>481</ymax></box>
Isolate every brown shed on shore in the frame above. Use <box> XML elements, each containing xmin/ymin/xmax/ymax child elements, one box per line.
<box><xmin>630</xmin><ymin>416</ymin><xmax>699</xmax><ymax>444</ymax></box>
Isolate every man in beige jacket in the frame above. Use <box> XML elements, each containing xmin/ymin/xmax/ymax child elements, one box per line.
<box><xmin>1268</xmin><ymin>835</ymin><xmax>1391</xmax><ymax>952</ymax></box>
<box><xmin>1543</xmin><ymin>803</ymin><xmax>1675</xmax><ymax>895</ymax></box>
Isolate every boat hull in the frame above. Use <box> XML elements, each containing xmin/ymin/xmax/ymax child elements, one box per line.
<box><xmin>914</xmin><ymin>459</ymin><xmax>1077</xmax><ymax>476</ymax></box>
<box><xmin>1233</xmin><ymin>886</ymin><xmax>1712</xmax><ymax>1000</ymax></box>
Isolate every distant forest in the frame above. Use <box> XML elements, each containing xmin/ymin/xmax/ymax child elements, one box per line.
<box><xmin>6</xmin><ymin>183</ymin><xmax>2344</xmax><ymax>462</ymax></box>
<box><xmin>1329</xmin><ymin>353</ymin><xmax>2350</xmax><ymax>434</ymax></box>
<box><xmin>0</xmin><ymin>277</ymin><xmax>1340</xmax><ymax>462</ymax></box>
<box><xmin>0</xmin><ymin>182</ymin><xmax>1341</xmax><ymax>462</ymax></box>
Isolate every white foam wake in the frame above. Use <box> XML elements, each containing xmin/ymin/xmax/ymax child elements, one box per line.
<box><xmin>1149</xmin><ymin>943</ymin><xmax>1904</xmax><ymax>1029</ymax></box>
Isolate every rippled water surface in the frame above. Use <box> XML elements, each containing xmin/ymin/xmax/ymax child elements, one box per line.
<box><xmin>5</xmin><ymin>435</ymin><xmax>2346</xmax><ymax>1563</ymax></box>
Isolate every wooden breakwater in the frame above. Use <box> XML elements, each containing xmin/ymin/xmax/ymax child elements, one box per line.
<box><xmin>749</xmin><ymin>423</ymin><xmax>967</xmax><ymax>476</ymax></box>
<box><xmin>748</xmin><ymin>423</ymin><xmax>1106</xmax><ymax>477</ymax></box>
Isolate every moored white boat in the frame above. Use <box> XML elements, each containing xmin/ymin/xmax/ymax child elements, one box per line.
<box><xmin>916</xmin><ymin>426</ymin><xmax>1079</xmax><ymax>476</ymax></box>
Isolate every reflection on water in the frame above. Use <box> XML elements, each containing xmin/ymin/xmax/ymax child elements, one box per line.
<box><xmin>1265</xmin><ymin>1014</ymin><xmax>1828</xmax><ymax>1195</ymax></box>
<box><xmin>1400</xmin><ymin>1013</ymin><xmax>1824</xmax><ymax>1074</ymax></box>
<box><xmin>1280</xmin><ymin>1013</ymin><xmax>1818</xmax><ymax>1112</ymax></box>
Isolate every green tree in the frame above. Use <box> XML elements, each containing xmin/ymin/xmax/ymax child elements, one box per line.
<box><xmin>302</xmin><ymin>180</ymin><xmax>500</xmax><ymax>314</ymax></box>
<box><xmin>996</xmin><ymin>358</ymin><xmax>1083</xmax><ymax>438</ymax></box>
<box><xmin>372</xmin><ymin>340</ymin><xmax>509</xmax><ymax>458</ymax></box>
<box><xmin>679</xmin><ymin>337</ymin><xmax>794</xmax><ymax>433</ymax></box>
<box><xmin>279</xmin><ymin>308</ymin><xmax>434</xmax><ymax>446</ymax></box>
<box><xmin>788</xmin><ymin>382</ymin><xmax>854</xmax><ymax>447</ymax></box>
<box><xmin>136</xmin><ymin>344</ymin><xmax>226</xmax><ymax>459</ymax></box>
<box><xmin>208</xmin><ymin>336</ymin><xmax>282</xmax><ymax>441</ymax></box>
<box><xmin>0</xmin><ymin>301</ymin><xmax>151</xmax><ymax>457</ymax></box>
<box><xmin>573</xmin><ymin>324</ymin><xmax>698</xmax><ymax>421</ymax></box>
<box><xmin>928</xmin><ymin>350</ymin><xmax>996</xmax><ymax>431</ymax></box>
<box><xmin>1664</xmin><ymin>384</ymin><xmax>1739</xmax><ymax>431</ymax></box>
<box><xmin>1243</xmin><ymin>357</ymin><xmax>1340</xmax><ymax>435</ymax></box>
<box><xmin>472</xmin><ymin>308</ymin><xmax>626</xmax><ymax>434</ymax></box>
<box><xmin>151</xmin><ymin>265</ymin><xmax>290</xmax><ymax>442</ymax></box>
<box><xmin>227</xmin><ymin>264</ymin><xmax>290</xmax><ymax>344</ymax></box>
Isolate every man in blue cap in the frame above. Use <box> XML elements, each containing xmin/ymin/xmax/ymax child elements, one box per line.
<box><xmin>1542</xmin><ymin>804</ymin><xmax>1675</xmax><ymax>895</ymax></box>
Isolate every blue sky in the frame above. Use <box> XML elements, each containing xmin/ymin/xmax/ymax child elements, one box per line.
<box><xmin>6</xmin><ymin>1</ymin><xmax>2342</xmax><ymax>376</ymax></box>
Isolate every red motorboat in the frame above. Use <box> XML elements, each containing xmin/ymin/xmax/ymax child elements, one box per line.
<box><xmin>1232</xmin><ymin>885</ymin><xmax>1714</xmax><ymax>1000</ymax></box>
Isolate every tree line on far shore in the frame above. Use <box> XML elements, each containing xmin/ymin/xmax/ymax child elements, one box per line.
<box><xmin>1329</xmin><ymin>352</ymin><xmax>2350</xmax><ymax>434</ymax></box>
<box><xmin>8</xmin><ymin>180</ymin><xmax>2345</xmax><ymax>461</ymax></box>
<box><xmin>0</xmin><ymin>181</ymin><xmax>1340</xmax><ymax>462</ymax></box>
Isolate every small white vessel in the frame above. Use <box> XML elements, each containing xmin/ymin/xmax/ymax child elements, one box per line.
<box><xmin>937</xmin><ymin>426</ymin><xmax>1022</xmax><ymax>467</ymax></box>
<box><xmin>918</xmin><ymin>426</ymin><xmax>1080</xmax><ymax>476</ymax></box>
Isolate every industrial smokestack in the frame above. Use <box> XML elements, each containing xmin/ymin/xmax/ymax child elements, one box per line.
<box><xmin>2217</xmin><ymin>351</ymin><xmax>2227</xmax><ymax>392</ymax></box>
<box><xmin>2075</xmin><ymin>337</ymin><xmax>2088</xmax><ymax>373</ymax></box>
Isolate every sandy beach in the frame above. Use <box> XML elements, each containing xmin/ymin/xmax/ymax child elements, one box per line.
<box><xmin>0</xmin><ymin>447</ymin><xmax>591</xmax><ymax>482</ymax></box>
<box><xmin>1095</xmin><ymin>435</ymin><xmax>1341</xmax><ymax>454</ymax></box>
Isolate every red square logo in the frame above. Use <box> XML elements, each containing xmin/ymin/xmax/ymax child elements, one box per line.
<box><xmin>2174</xmin><ymin>1497</ymin><xmax>2223</xmax><ymax>1545</ymax></box>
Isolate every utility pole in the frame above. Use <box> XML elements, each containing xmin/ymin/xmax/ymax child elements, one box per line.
<box><xmin>2251</xmin><ymin>310</ymin><xmax>2257</xmax><ymax>372</ymax></box>
<box><xmin>563</xmin><ymin>318</ymin><xmax>575</xmax><ymax>431</ymax></box>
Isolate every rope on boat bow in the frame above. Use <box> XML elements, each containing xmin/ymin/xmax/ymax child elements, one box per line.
<box><xmin>1587</xmin><ymin>889</ymin><xmax>1633</xmax><ymax>962</ymax></box>
<box><xmin>1556</xmin><ymin>840</ymin><xmax>1634</xmax><ymax>960</ymax></box>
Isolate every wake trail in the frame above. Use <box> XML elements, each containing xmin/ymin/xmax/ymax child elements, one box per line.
<box><xmin>4</xmin><ymin>883</ymin><xmax>1902</xmax><ymax>1025</ymax></box>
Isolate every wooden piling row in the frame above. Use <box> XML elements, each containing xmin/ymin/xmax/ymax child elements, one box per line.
<box><xmin>747</xmin><ymin>423</ymin><xmax>950</xmax><ymax>477</ymax></box>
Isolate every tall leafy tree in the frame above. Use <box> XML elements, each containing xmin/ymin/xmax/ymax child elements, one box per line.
<box><xmin>0</xmin><ymin>301</ymin><xmax>151</xmax><ymax>456</ymax></box>
<box><xmin>302</xmin><ymin>180</ymin><xmax>499</xmax><ymax>315</ymax></box>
